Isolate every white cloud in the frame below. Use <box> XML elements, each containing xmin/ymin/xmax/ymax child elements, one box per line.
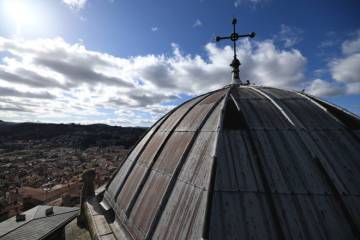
<box><xmin>331</xmin><ymin>53</ymin><xmax>360</xmax><ymax>84</ymax></box>
<box><xmin>151</xmin><ymin>27</ymin><xmax>159</xmax><ymax>32</ymax></box>
<box><xmin>307</xmin><ymin>79</ymin><xmax>345</xmax><ymax>97</ymax></box>
<box><xmin>0</xmin><ymin>34</ymin><xmax>344</xmax><ymax>126</ymax></box>
<box><xmin>341</xmin><ymin>31</ymin><xmax>360</xmax><ymax>55</ymax></box>
<box><xmin>327</xmin><ymin>31</ymin><xmax>360</xmax><ymax>94</ymax></box>
<box><xmin>242</xmin><ymin>40</ymin><xmax>307</xmax><ymax>88</ymax></box>
<box><xmin>62</xmin><ymin>0</ymin><xmax>87</xmax><ymax>10</ymax></box>
<box><xmin>346</xmin><ymin>82</ymin><xmax>360</xmax><ymax>95</ymax></box>
<box><xmin>193</xmin><ymin>19</ymin><xmax>203</xmax><ymax>28</ymax></box>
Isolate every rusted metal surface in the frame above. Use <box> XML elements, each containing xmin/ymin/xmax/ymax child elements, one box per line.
<box><xmin>101</xmin><ymin>85</ymin><xmax>360</xmax><ymax>240</ymax></box>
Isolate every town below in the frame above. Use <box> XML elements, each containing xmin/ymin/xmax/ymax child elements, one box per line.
<box><xmin>0</xmin><ymin>120</ymin><xmax>146</xmax><ymax>222</ymax></box>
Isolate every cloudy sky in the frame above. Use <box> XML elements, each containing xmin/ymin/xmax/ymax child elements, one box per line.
<box><xmin>0</xmin><ymin>0</ymin><xmax>359</xmax><ymax>126</ymax></box>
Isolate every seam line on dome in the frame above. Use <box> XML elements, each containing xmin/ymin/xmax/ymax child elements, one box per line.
<box><xmin>294</xmin><ymin>91</ymin><xmax>328</xmax><ymax>111</ymax></box>
<box><xmin>293</xmin><ymin>90</ymin><xmax>352</xmax><ymax>129</ymax></box>
<box><xmin>293</xmin><ymin>90</ymin><xmax>346</xmax><ymax>127</ymax></box>
<box><xmin>250</xmin><ymin>87</ymin><xmax>296</xmax><ymax>127</ymax></box>
<box><xmin>296</xmin><ymin>91</ymin><xmax>360</xmax><ymax>131</ymax></box>
<box><xmin>202</xmin><ymin>87</ymin><xmax>232</xmax><ymax>239</ymax></box>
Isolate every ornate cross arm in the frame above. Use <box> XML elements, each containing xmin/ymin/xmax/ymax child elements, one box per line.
<box><xmin>215</xmin><ymin>33</ymin><xmax>255</xmax><ymax>42</ymax></box>
<box><xmin>215</xmin><ymin>18</ymin><xmax>256</xmax><ymax>85</ymax></box>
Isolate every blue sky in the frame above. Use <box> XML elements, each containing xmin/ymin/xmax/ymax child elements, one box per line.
<box><xmin>0</xmin><ymin>0</ymin><xmax>359</xmax><ymax>126</ymax></box>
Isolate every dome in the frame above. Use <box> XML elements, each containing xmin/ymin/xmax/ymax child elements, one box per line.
<box><xmin>101</xmin><ymin>85</ymin><xmax>360</xmax><ymax>239</ymax></box>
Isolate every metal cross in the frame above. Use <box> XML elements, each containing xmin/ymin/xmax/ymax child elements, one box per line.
<box><xmin>215</xmin><ymin>18</ymin><xmax>255</xmax><ymax>85</ymax></box>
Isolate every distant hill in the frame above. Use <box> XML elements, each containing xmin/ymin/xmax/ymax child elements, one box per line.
<box><xmin>0</xmin><ymin>121</ymin><xmax>147</xmax><ymax>149</ymax></box>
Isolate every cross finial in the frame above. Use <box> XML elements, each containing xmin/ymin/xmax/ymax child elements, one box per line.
<box><xmin>215</xmin><ymin>18</ymin><xmax>256</xmax><ymax>85</ymax></box>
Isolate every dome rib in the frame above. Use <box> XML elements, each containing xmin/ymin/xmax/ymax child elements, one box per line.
<box><xmin>126</xmin><ymin>89</ymin><xmax>226</xmax><ymax>239</ymax></box>
<box><xmin>301</xmin><ymin>92</ymin><xmax>360</xmax><ymax>130</ymax></box>
<box><xmin>250</xmin><ymin>87</ymin><xmax>296</xmax><ymax>127</ymax></box>
<box><xmin>201</xmin><ymin>87</ymin><xmax>231</xmax><ymax>240</ymax></box>
<box><xmin>152</xmin><ymin>88</ymin><xmax>230</xmax><ymax>240</ymax></box>
<box><xmin>146</xmin><ymin>88</ymin><xmax>228</xmax><ymax>239</ymax></box>
<box><xmin>104</xmin><ymin>88</ymin><xmax>228</xmax><ymax>239</ymax></box>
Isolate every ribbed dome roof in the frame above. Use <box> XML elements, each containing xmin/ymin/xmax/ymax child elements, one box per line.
<box><xmin>102</xmin><ymin>85</ymin><xmax>360</xmax><ymax>240</ymax></box>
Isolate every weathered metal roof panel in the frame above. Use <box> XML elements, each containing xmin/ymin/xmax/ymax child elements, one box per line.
<box><xmin>215</xmin><ymin>130</ymin><xmax>264</xmax><ymax>192</ymax></box>
<box><xmin>260</xmin><ymin>87</ymin><xmax>303</xmax><ymax>99</ymax></box>
<box><xmin>178</xmin><ymin>132</ymin><xmax>217</xmax><ymax>188</ymax></box>
<box><xmin>272</xmin><ymin>194</ymin><xmax>356</xmax><ymax>240</ymax></box>
<box><xmin>307</xmin><ymin>130</ymin><xmax>360</xmax><ymax>194</ymax></box>
<box><xmin>176</xmin><ymin>90</ymin><xmax>225</xmax><ymax>132</ymax></box>
<box><xmin>115</xmin><ymin>164</ymin><xmax>147</xmax><ymax>214</ymax></box>
<box><xmin>206</xmin><ymin>88</ymin><xmax>360</xmax><ymax>239</ymax></box>
<box><xmin>252</xmin><ymin>130</ymin><xmax>339</xmax><ymax>194</ymax></box>
<box><xmin>152</xmin><ymin>132</ymin><xmax>195</xmax><ymax>173</ymax></box>
<box><xmin>127</xmin><ymin>131</ymin><xmax>199</xmax><ymax>237</ymax></box>
<box><xmin>152</xmin><ymin>97</ymin><xmax>225</xmax><ymax>239</ymax></box>
<box><xmin>200</xmin><ymin>98</ymin><xmax>223</xmax><ymax>132</ymax></box>
<box><xmin>152</xmin><ymin>181</ymin><xmax>208</xmax><ymax>240</ymax></box>
<box><xmin>128</xmin><ymin>172</ymin><xmax>170</xmax><ymax>239</ymax></box>
<box><xmin>209</xmin><ymin>191</ymin><xmax>279</xmax><ymax>240</ymax></box>
<box><xmin>105</xmin><ymin>125</ymin><xmax>158</xmax><ymax>202</ymax></box>
<box><xmin>113</xmin><ymin>131</ymin><xmax>169</xmax><ymax>213</ymax></box>
<box><xmin>209</xmin><ymin>192</ymin><xmax>358</xmax><ymax>240</ymax></box>
<box><xmin>157</xmin><ymin>95</ymin><xmax>207</xmax><ymax>132</ymax></box>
